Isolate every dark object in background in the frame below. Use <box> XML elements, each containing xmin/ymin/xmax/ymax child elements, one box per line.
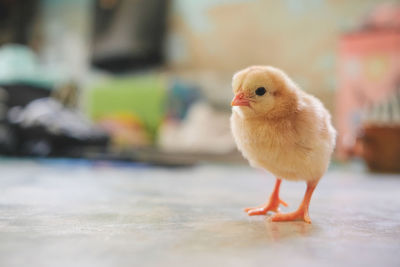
<box><xmin>0</xmin><ymin>84</ymin><xmax>50</xmax><ymax>108</ymax></box>
<box><xmin>91</xmin><ymin>0</ymin><xmax>168</xmax><ymax>72</ymax></box>
<box><xmin>0</xmin><ymin>87</ymin><xmax>15</xmax><ymax>153</ymax></box>
<box><xmin>353</xmin><ymin>88</ymin><xmax>400</xmax><ymax>173</ymax></box>
<box><xmin>0</xmin><ymin>0</ymin><xmax>39</xmax><ymax>46</ymax></box>
<box><xmin>0</xmin><ymin>84</ymin><xmax>51</xmax><ymax>155</ymax></box>
<box><xmin>355</xmin><ymin>125</ymin><xmax>400</xmax><ymax>173</ymax></box>
<box><xmin>7</xmin><ymin>98</ymin><xmax>109</xmax><ymax>157</ymax></box>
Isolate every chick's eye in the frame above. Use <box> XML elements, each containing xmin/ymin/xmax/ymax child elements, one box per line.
<box><xmin>255</xmin><ymin>87</ymin><xmax>266</xmax><ymax>96</ymax></box>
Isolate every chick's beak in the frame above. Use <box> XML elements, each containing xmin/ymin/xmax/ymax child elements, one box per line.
<box><xmin>231</xmin><ymin>92</ymin><xmax>250</xmax><ymax>107</ymax></box>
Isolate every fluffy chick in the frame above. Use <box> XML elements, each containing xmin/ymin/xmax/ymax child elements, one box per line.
<box><xmin>230</xmin><ymin>66</ymin><xmax>336</xmax><ymax>223</ymax></box>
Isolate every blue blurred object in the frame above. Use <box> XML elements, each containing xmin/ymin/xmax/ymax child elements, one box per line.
<box><xmin>167</xmin><ymin>79</ymin><xmax>203</xmax><ymax>120</ymax></box>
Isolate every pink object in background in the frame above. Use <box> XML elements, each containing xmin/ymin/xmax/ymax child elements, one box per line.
<box><xmin>364</xmin><ymin>3</ymin><xmax>400</xmax><ymax>29</ymax></box>
<box><xmin>336</xmin><ymin>4</ymin><xmax>400</xmax><ymax>159</ymax></box>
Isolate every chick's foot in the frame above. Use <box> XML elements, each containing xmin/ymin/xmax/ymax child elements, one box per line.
<box><xmin>270</xmin><ymin>209</ymin><xmax>311</xmax><ymax>223</ymax></box>
<box><xmin>270</xmin><ymin>181</ymin><xmax>317</xmax><ymax>223</ymax></box>
<box><xmin>245</xmin><ymin>178</ymin><xmax>288</xmax><ymax>216</ymax></box>
<box><xmin>244</xmin><ymin>198</ymin><xmax>288</xmax><ymax>216</ymax></box>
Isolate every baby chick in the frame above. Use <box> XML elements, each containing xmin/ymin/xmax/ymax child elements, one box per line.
<box><xmin>230</xmin><ymin>66</ymin><xmax>336</xmax><ymax>223</ymax></box>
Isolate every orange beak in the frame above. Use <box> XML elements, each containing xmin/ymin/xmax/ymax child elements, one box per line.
<box><xmin>231</xmin><ymin>92</ymin><xmax>250</xmax><ymax>107</ymax></box>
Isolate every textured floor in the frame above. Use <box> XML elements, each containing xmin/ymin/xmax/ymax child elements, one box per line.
<box><xmin>0</xmin><ymin>159</ymin><xmax>399</xmax><ymax>267</ymax></box>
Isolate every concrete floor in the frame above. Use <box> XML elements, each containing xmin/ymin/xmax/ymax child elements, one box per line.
<box><xmin>0</xmin><ymin>159</ymin><xmax>399</xmax><ymax>267</ymax></box>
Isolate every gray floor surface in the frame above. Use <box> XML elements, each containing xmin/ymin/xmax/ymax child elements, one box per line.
<box><xmin>0</xmin><ymin>159</ymin><xmax>399</xmax><ymax>267</ymax></box>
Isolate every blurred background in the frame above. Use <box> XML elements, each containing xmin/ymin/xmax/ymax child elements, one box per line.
<box><xmin>0</xmin><ymin>0</ymin><xmax>399</xmax><ymax>171</ymax></box>
<box><xmin>1</xmin><ymin>1</ymin><xmax>400</xmax><ymax>267</ymax></box>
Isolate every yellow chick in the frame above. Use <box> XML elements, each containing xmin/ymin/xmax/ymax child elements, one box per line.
<box><xmin>230</xmin><ymin>66</ymin><xmax>336</xmax><ymax>223</ymax></box>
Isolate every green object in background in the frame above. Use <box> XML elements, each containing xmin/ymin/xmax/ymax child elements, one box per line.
<box><xmin>87</xmin><ymin>74</ymin><xmax>167</xmax><ymax>140</ymax></box>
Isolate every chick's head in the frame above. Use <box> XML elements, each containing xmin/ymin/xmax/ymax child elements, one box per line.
<box><xmin>231</xmin><ymin>66</ymin><xmax>299</xmax><ymax>119</ymax></box>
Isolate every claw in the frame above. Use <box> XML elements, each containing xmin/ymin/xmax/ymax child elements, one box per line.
<box><xmin>244</xmin><ymin>197</ymin><xmax>287</xmax><ymax>216</ymax></box>
<box><xmin>269</xmin><ymin>181</ymin><xmax>318</xmax><ymax>224</ymax></box>
<box><xmin>245</xmin><ymin>179</ymin><xmax>288</xmax><ymax>217</ymax></box>
<box><xmin>270</xmin><ymin>209</ymin><xmax>311</xmax><ymax>223</ymax></box>
<box><xmin>245</xmin><ymin>207</ymin><xmax>270</xmax><ymax>216</ymax></box>
<box><xmin>280</xmin><ymin>199</ymin><xmax>288</xmax><ymax>207</ymax></box>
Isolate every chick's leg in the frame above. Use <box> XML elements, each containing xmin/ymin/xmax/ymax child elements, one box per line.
<box><xmin>270</xmin><ymin>181</ymin><xmax>317</xmax><ymax>224</ymax></box>
<box><xmin>245</xmin><ymin>178</ymin><xmax>288</xmax><ymax>216</ymax></box>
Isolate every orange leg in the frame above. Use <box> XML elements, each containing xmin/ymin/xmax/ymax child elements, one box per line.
<box><xmin>245</xmin><ymin>178</ymin><xmax>288</xmax><ymax>216</ymax></box>
<box><xmin>270</xmin><ymin>181</ymin><xmax>318</xmax><ymax>224</ymax></box>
